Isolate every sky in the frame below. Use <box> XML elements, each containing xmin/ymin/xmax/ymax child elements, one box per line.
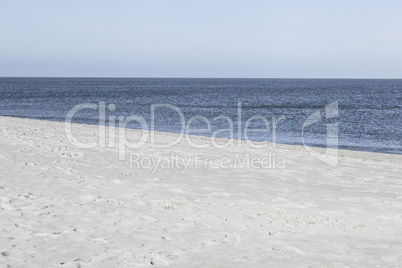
<box><xmin>0</xmin><ymin>0</ymin><xmax>401</xmax><ymax>78</ymax></box>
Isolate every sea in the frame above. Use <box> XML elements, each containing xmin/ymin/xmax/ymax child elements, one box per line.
<box><xmin>0</xmin><ymin>78</ymin><xmax>401</xmax><ymax>154</ymax></box>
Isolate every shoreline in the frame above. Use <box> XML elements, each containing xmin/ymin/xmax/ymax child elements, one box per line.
<box><xmin>1</xmin><ymin>115</ymin><xmax>401</xmax><ymax>266</ymax></box>
<box><xmin>1</xmin><ymin>115</ymin><xmax>401</xmax><ymax>158</ymax></box>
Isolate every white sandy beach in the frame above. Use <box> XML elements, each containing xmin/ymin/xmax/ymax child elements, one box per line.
<box><xmin>0</xmin><ymin>116</ymin><xmax>401</xmax><ymax>267</ymax></box>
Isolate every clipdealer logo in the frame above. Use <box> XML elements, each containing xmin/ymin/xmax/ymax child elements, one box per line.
<box><xmin>302</xmin><ymin>101</ymin><xmax>339</xmax><ymax>167</ymax></box>
<box><xmin>64</xmin><ymin>100</ymin><xmax>339</xmax><ymax>167</ymax></box>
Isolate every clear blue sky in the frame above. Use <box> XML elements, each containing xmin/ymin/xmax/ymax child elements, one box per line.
<box><xmin>1</xmin><ymin>0</ymin><xmax>401</xmax><ymax>78</ymax></box>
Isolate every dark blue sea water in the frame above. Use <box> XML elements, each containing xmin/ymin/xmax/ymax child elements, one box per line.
<box><xmin>0</xmin><ymin>78</ymin><xmax>401</xmax><ymax>154</ymax></box>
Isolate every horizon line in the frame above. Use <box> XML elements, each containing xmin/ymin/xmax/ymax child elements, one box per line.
<box><xmin>1</xmin><ymin>76</ymin><xmax>402</xmax><ymax>80</ymax></box>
